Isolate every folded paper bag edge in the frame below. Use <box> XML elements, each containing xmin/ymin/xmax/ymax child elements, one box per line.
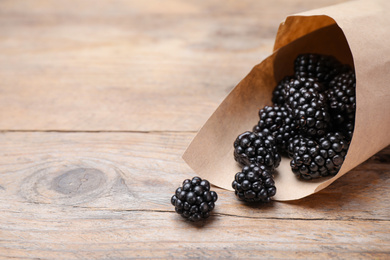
<box><xmin>183</xmin><ymin>23</ymin><xmax>351</xmax><ymax>201</ymax></box>
<box><xmin>183</xmin><ymin>0</ymin><xmax>390</xmax><ymax>201</ymax></box>
<box><xmin>182</xmin><ymin>53</ymin><xmax>277</xmax><ymax>193</ymax></box>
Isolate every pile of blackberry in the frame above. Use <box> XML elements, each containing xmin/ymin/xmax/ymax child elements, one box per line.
<box><xmin>232</xmin><ymin>131</ymin><xmax>279</xmax><ymax>202</ymax></box>
<box><xmin>232</xmin><ymin>53</ymin><xmax>356</xmax><ymax>201</ymax></box>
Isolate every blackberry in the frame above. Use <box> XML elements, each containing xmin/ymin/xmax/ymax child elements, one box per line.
<box><xmin>272</xmin><ymin>76</ymin><xmax>293</xmax><ymax>106</ymax></box>
<box><xmin>253</xmin><ymin>106</ymin><xmax>297</xmax><ymax>153</ymax></box>
<box><xmin>327</xmin><ymin>69</ymin><xmax>356</xmax><ymax>125</ymax></box>
<box><xmin>288</xmin><ymin>132</ymin><xmax>349</xmax><ymax>180</ymax></box>
<box><xmin>284</xmin><ymin>77</ymin><xmax>331</xmax><ymax>137</ymax></box>
<box><xmin>287</xmin><ymin>134</ymin><xmax>310</xmax><ymax>158</ymax></box>
<box><xmin>294</xmin><ymin>53</ymin><xmax>345</xmax><ymax>83</ymax></box>
<box><xmin>318</xmin><ymin>132</ymin><xmax>349</xmax><ymax>173</ymax></box>
<box><xmin>341</xmin><ymin>120</ymin><xmax>355</xmax><ymax>141</ymax></box>
<box><xmin>234</xmin><ymin>131</ymin><xmax>281</xmax><ymax>169</ymax></box>
<box><xmin>171</xmin><ymin>176</ymin><xmax>218</xmax><ymax>222</ymax></box>
<box><xmin>288</xmin><ymin>135</ymin><xmax>325</xmax><ymax>179</ymax></box>
<box><xmin>232</xmin><ymin>164</ymin><xmax>276</xmax><ymax>202</ymax></box>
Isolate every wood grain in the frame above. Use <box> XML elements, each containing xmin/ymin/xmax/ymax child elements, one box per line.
<box><xmin>0</xmin><ymin>132</ymin><xmax>389</xmax><ymax>258</ymax></box>
<box><xmin>0</xmin><ymin>0</ymin><xmax>347</xmax><ymax>131</ymax></box>
<box><xmin>0</xmin><ymin>0</ymin><xmax>389</xmax><ymax>259</ymax></box>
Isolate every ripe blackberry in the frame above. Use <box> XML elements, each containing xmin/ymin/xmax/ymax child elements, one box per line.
<box><xmin>272</xmin><ymin>76</ymin><xmax>293</xmax><ymax>106</ymax></box>
<box><xmin>327</xmin><ymin>70</ymin><xmax>356</xmax><ymax>125</ymax></box>
<box><xmin>294</xmin><ymin>53</ymin><xmax>345</xmax><ymax>83</ymax></box>
<box><xmin>288</xmin><ymin>132</ymin><xmax>349</xmax><ymax>180</ymax></box>
<box><xmin>284</xmin><ymin>77</ymin><xmax>331</xmax><ymax>137</ymax></box>
<box><xmin>232</xmin><ymin>164</ymin><xmax>276</xmax><ymax>202</ymax></box>
<box><xmin>288</xmin><ymin>135</ymin><xmax>325</xmax><ymax>179</ymax></box>
<box><xmin>253</xmin><ymin>106</ymin><xmax>297</xmax><ymax>153</ymax></box>
<box><xmin>318</xmin><ymin>132</ymin><xmax>349</xmax><ymax>173</ymax></box>
<box><xmin>234</xmin><ymin>131</ymin><xmax>281</xmax><ymax>169</ymax></box>
<box><xmin>171</xmin><ymin>176</ymin><xmax>218</xmax><ymax>222</ymax></box>
<box><xmin>340</xmin><ymin>120</ymin><xmax>355</xmax><ymax>141</ymax></box>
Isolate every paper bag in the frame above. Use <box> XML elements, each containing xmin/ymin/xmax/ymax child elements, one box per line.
<box><xmin>183</xmin><ymin>0</ymin><xmax>390</xmax><ymax>201</ymax></box>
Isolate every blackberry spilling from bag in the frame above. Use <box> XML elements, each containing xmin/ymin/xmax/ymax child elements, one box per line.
<box><xmin>234</xmin><ymin>131</ymin><xmax>281</xmax><ymax>170</ymax></box>
<box><xmin>342</xmin><ymin>120</ymin><xmax>355</xmax><ymax>141</ymax></box>
<box><xmin>253</xmin><ymin>106</ymin><xmax>297</xmax><ymax>151</ymax></box>
<box><xmin>288</xmin><ymin>132</ymin><xmax>349</xmax><ymax>179</ymax></box>
<box><xmin>327</xmin><ymin>69</ymin><xmax>356</xmax><ymax>127</ymax></box>
<box><xmin>284</xmin><ymin>77</ymin><xmax>331</xmax><ymax>137</ymax></box>
<box><xmin>294</xmin><ymin>53</ymin><xmax>347</xmax><ymax>83</ymax></box>
<box><xmin>233</xmin><ymin>53</ymin><xmax>356</xmax><ymax>188</ymax></box>
<box><xmin>171</xmin><ymin>176</ymin><xmax>218</xmax><ymax>222</ymax></box>
<box><xmin>232</xmin><ymin>164</ymin><xmax>276</xmax><ymax>202</ymax></box>
<box><xmin>272</xmin><ymin>76</ymin><xmax>293</xmax><ymax>106</ymax></box>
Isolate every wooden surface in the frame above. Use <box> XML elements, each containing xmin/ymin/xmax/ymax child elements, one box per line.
<box><xmin>0</xmin><ymin>0</ymin><xmax>389</xmax><ymax>259</ymax></box>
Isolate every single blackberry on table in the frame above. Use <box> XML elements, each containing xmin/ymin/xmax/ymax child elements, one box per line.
<box><xmin>232</xmin><ymin>164</ymin><xmax>276</xmax><ymax>202</ymax></box>
<box><xmin>294</xmin><ymin>53</ymin><xmax>345</xmax><ymax>83</ymax></box>
<box><xmin>327</xmin><ymin>69</ymin><xmax>356</xmax><ymax>125</ymax></box>
<box><xmin>288</xmin><ymin>132</ymin><xmax>349</xmax><ymax>180</ymax></box>
<box><xmin>171</xmin><ymin>176</ymin><xmax>218</xmax><ymax>222</ymax></box>
<box><xmin>272</xmin><ymin>76</ymin><xmax>293</xmax><ymax>106</ymax></box>
<box><xmin>284</xmin><ymin>77</ymin><xmax>331</xmax><ymax>137</ymax></box>
<box><xmin>253</xmin><ymin>105</ymin><xmax>297</xmax><ymax>153</ymax></box>
<box><xmin>234</xmin><ymin>131</ymin><xmax>281</xmax><ymax>169</ymax></box>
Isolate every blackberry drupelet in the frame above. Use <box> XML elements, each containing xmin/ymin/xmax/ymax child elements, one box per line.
<box><xmin>234</xmin><ymin>131</ymin><xmax>281</xmax><ymax>169</ymax></box>
<box><xmin>253</xmin><ymin>106</ymin><xmax>297</xmax><ymax>153</ymax></box>
<box><xmin>294</xmin><ymin>53</ymin><xmax>345</xmax><ymax>83</ymax></box>
<box><xmin>327</xmin><ymin>69</ymin><xmax>356</xmax><ymax>125</ymax></box>
<box><xmin>288</xmin><ymin>132</ymin><xmax>349</xmax><ymax>179</ymax></box>
<box><xmin>171</xmin><ymin>176</ymin><xmax>218</xmax><ymax>222</ymax></box>
<box><xmin>284</xmin><ymin>77</ymin><xmax>331</xmax><ymax>137</ymax></box>
<box><xmin>272</xmin><ymin>76</ymin><xmax>293</xmax><ymax>106</ymax></box>
<box><xmin>232</xmin><ymin>164</ymin><xmax>276</xmax><ymax>202</ymax></box>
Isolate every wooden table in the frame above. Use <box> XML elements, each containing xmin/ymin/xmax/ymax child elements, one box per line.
<box><xmin>1</xmin><ymin>0</ymin><xmax>389</xmax><ymax>258</ymax></box>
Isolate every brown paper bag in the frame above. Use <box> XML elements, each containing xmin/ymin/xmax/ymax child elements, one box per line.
<box><xmin>183</xmin><ymin>0</ymin><xmax>390</xmax><ymax>201</ymax></box>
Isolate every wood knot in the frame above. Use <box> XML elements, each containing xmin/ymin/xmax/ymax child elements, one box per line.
<box><xmin>52</xmin><ymin>168</ymin><xmax>105</xmax><ymax>195</ymax></box>
<box><xmin>20</xmin><ymin>159</ymin><xmax>129</xmax><ymax>205</ymax></box>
